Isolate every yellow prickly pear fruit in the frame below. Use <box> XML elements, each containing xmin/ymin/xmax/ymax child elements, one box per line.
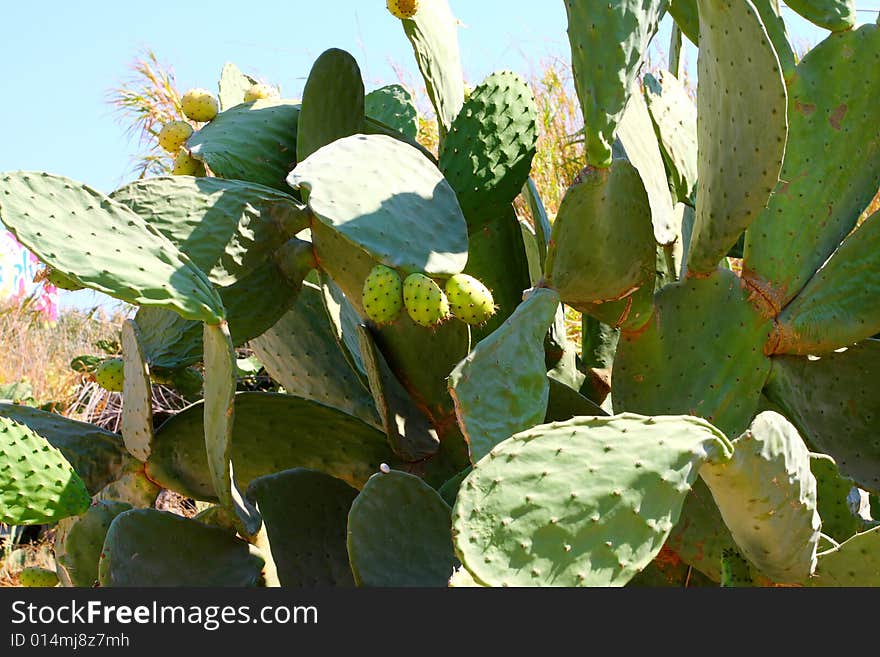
<box><xmin>18</xmin><ymin>567</ymin><xmax>58</xmax><ymax>588</ymax></box>
<box><xmin>403</xmin><ymin>273</ymin><xmax>450</xmax><ymax>328</ymax></box>
<box><xmin>172</xmin><ymin>150</ymin><xmax>206</xmax><ymax>176</ymax></box>
<box><xmin>181</xmin><ymin>88</ymin><xmax>219</xmax><ymax>122</ymax></box>
<box><xmin>387</xmin><ymin>0</ymin><xmax>419</xmax><ymax>20</ymax></box>
<box><xmin>94</xmin><ymin>357</ymin><xmax>125</xmax><ymax>392</ymax></box>
<box><xmin>362</xmin><ymin>265</ymin><xmax>404</xmax><ymax>325</ymax></box>
<box><xmin>445</xmin><ymin>273</ymin><xmax>496</xmax><ymax>325</ymax></box>
<box><xmin>157</xmin><ymin>120</ymin><xmax>194</xmax><ymax>153</ymax></box>
<box><xmin>244</xmin><ymin>83</ymin><xmax>278</xmax><ymax>102</ymax></box>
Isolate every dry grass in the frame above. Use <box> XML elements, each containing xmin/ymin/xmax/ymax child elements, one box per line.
<box><xmin>0</xmin><ymin>296</ymin><xmax>127</xmax><ymax>409</ymax></box>
<box><xmin>1</xmin><ymin>531</ymin><xmax>57</xmax><ymax>588</ymax></box>
<box><xmin>107</xmin><ymin>49</ymin><xmax>188</xmax><ymax>179</ymax></box>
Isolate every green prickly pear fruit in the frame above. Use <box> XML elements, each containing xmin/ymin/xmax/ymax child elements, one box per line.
<box><xmin>720</xmin><ymin>548</ymin><xmax>753</xmax><ymax>587</ymax></box>
<box><xmin>157</xmin><ymin>120</ymin><xmax>194</xmax><ymax>153</ymax></box>
<box><xmin>403</xmin><ymin>273</ymin><xmax>450</xmax><ymax>328</ymax></box>
<box><xmin>39</xmin><ymin>266</ymin><xmax>84</xmax><ymax>291</ymax></box>
<box><xmin>172</xmin><ymin>150</ymin><xmax>205</xmax><ymax>176</ymax></box>
<box><xmin>445</xmin><ymin>273</ymin><xmax>496</xmax><ymax>325</ymax></box>
<box><xmin>18</xmin><ymin>567</ymin><xmax>58</xmax><ymax>587</ymax></box>
<box><xmin>171</xmin><ymin>367</ymin><xmax>204</xmax><ymax>396</ymax></box>
<box><xmin>181</xmin><ymin>88</ymin><xmax>219</xmax><ymax>122</ymax></box>
<box><xmin>362</xmin><ymin>265</ymin><xmax>404</xmax><ymax>325</ymax></box>
<box><xmin>244</xmin><ymin>83</ymin><xmax>277</xmax><ymax>102</ymax></box>
<box><xmin>386</xmin><ymin>0</ymin><xmax>419</xmax><ymax>19</ymax></box>
<box><xmin>94</xmin><ymin>357</ymin><xmax>124</xmax><ymax>392</ymax></box>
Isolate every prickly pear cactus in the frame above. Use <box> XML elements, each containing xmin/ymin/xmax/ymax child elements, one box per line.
<box><xmin>1</xmin><ymin>1</ymin><xmax>878</xmax><ymax>590</ymax></box>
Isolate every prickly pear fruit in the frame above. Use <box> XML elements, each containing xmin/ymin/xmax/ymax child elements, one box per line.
<box><xmin>40</xmin><ymin>266</ymin><xmax>84</xmax><ymax>291</ymax></box>
<box><xmin>181</xmin><ymin>88</ymin><xmax>220</xmax><ymax>122</ymax></box>
<box><xmin>157</xmin><ymin>120</ymin><xmax>194</xmax><ymax>153</ymax></box>
<box><xmin>445</xmin><ymin>273</ymin><xmax>496</xmax><ymax>325</ymax></box>
<box><xmin>386</xmin><ymin>0</ymin><xmax>419</xmax><ymax>19</ymax></box>
<box><xmin>172</xmin><ymin>150</ymin><xmax>205</xmax><ymax>176</ymax></box>
<box><xmin>244</xmin><ymin>83</ymin><xmax>277</xmax><ymax>102</ymax></box>
<box><xmin>94</xmin><ymin>357</ymin><xmax>125</xmax><ymax>392</ymax></box>
<box><xmin>403</xmin><ymin>273</ymin><xmax>450</xmax><ymax>328</ymax></box>
<box><xmin>363</xmin><ymin>265</ymin><xmax>404</xmax><ymax>325</ymax></box>
<box><xmin>720</xmin><ymin>548</ymin><xmax>753</xmax><ymax>587</ymax></box>
<box><xmin>19</xmin><ymin>567</ymin><xmax>58</xmax><ymax>588</ymax></box>
<box><xmin>171</xmin><ymin>367</ymin><xmax>204</xmax><ymax>396</ymax></box>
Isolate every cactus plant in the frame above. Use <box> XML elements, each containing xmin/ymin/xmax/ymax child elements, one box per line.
<box><xmin>0</xmin><ymin>1</ymin><xmax>878</xmax><ymax>588</ymax></box>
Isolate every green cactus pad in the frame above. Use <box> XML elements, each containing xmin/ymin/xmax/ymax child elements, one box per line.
<box><xmin>616</xmin><ymin>87</ymin><xmax>677</xmax><ymax>246</ymax></box>
<box><xmin>665</xmin><ymin>478</ymin><xmax>739</xmax><ymax>582</ymax></box>
<box><xmin>764</xmin><ymin>340</ymin><xmax>880</xmax><ymax>493</ymax></box>
<box><xmin>462</xmin><ymin>207</ymin><xmax>533</xmax><ymax>339</ymax></box>
<box><xmin>613</xmin><ymin>269</ymin><xmax>773</xmax><ymax>438</ymax></box>
<box><xmin>94</xmin><ymin>461</ymin><xmax>161</xmax><ymax>508</ymax></box>
<box><xmin>133</xmin><ymin>238</ymin><xmax>312</xmax><ymax>371</ymax></box>
<box><xmin>247</xmin><ymin>468</ymin><xmax>357</xmax><ymax>587</ymax></box>
<box><xmin>297</xmin><ymin>48</ymin><xmax>365</xmax><ymax>162</ymax></box>
<box><xmin>437</xmin><ymin>467</ymin><xmax>471</xmax><ymax>508</ymax></box>
<box><xmin>744</xmin><ymin>25</ymin><xmax>880</xmax><ymax>310</ymax></box>
<box><xmin>218</xmin><ymin>62</ymin><xmax>258</xmax><ymax>111</ymax></box>
<box><xmin>400</xmin><ymin>0</ymin><xmax>464</xmax><ymax>138</ymax></box>
<box><xmin>147</xmin><ymin>392</ymin><xmax>398</xmax><ymax>498</ymax></box>
<box><xmin>357</xmin><ymin>324</ymin><xmax>439</xmax><ymax>461</ymax></box>
<box><xmin>203</xmin><ymin>323</ymin><xmax>261</xmax><ymax>536</ymax></box>
<box><xmin>362</xmin><ymin>265</ymin><xmax>404</xmax><ymax>326</ymax></box>
<box><xmin>522</xmin><ymin>178</ymin><xmax>551</xmax><ymax>266</ymax></box>
<box><xmin>720</xmin><ymin>549</ymin><xmax>754</xmax><ymax>587</ymax></box>
<box><xmin>439</xmin><ymin>71</ymin><xmax>537</xmax><ymax>224</ymax></box>
<box><xmin>0</xmin><ymin>403</ymin><xmax>130</xmax><ymax>495</ymax></box>
<box><xmin>18</xmin><ymin>567</ymin><xmax>58</xmax><ymax>588</ymax></box>
<box><xmin>564</xmin><ymin>0</ymin><xmax>665</xmax><ymax>167</ymax></box>
<box><xmin>643</xmin><ymin>71</ymin><xmax>697</xmax><ymax>205</ymax></box>
<box><xmin>120</xmin><ymin>320</ymin><xmax>154</xmax><ymax>462</ymax></box>
<box><xmin>347</xmin><ymin>470</ymin><xmax>455</xmax><ymax>586</ymax></box>
<box><xmin>452</xmin><ymin>414</ymin><xmax>733</xmax><ymax>587</ymax></box>
<box><xmin>520</xmin><ymin>220</ymin><xmax>543</xmax><ymax>285</ymax></box>
<box><xmin>251</xmin><ymin>281</ymin><xmax>380</xmax><ymax>429</ymax></box>
<box><xmin>667</xmin><ymin>0</ymin><xmax>699</xmax><ymax>43</ymax></box>
<box><xmin>364</xmin><ymin>84</ymin><xmax>419</xmax><ymax>140</ymax></box>
<box><xmin>133</xmin><ymin>307</ymin><xmax>204</xmax><ymax>370</ymax></box>
<box><xmin>187</xmin><ymin>99</ymin><xmax>300</xmax><ymax>191</ymax></box>
<box><xmin>545</xmin><ymin>377</ymin><xmax>606</xmax><ymax>424</ymax></box>
<box><xmin>686</xmin><ymin>0</ymin><xmax>788</xmax><ymax>274</ymax></box>
<box><xmin>449</xmin><ymin>288</ymin><xmax>559</xmax><ymax>463</ymax></box>
<box><xmin>319</xmin><ymin>273</ymin><xmax>370</xmax><ymax>379</ymax></box>
<box><xmin>109</xmin><ymin>176</ymin><xmax>306</xmax><ymax>286</ymax></box>
<box><xmin>807</xmin><ymin>525</ymin><xmax>880</xmax><ymax>586</ymax></box>
<box><xmin>290</xmin><ymin>134</ymin><xmax>468</xmax><ymax>277</ymax></box>
<box><xmin>0</xmin><ymin>416</ymin><xmax>91</xmax><ymax>525</ymax></box>
<box><xmin>811</xmin><ymin>453</ymin><xmax>861</xmax><ymax>543</ymax></box>
<box><xmin>772</xmin><ymin>214</ymin><xmax>880</xmax><ymax>354</ymax></box>
<box><xmin>544</xmin><ymin>160</ymin><xmax>655</xmax><ymax>311</ymax></box>
<box><xmin>98</xmin><ymin>509</ymin><xmax>264</xmax><ymax>587</ymax></box>
<box><xmin>56</xmin><ymin>500</ymin><xmax>132</xmax><ymax>587</ymax></box>
<box><xmin>373</xmin><ymin>310</ymin><xmax>470</xmax><ymax>427</ymax></box>
<box><xmin>700</xmin><ymin>411</ymin><xmax>820</xmax><ymax>583</ymax></box>
<box><xmin>0</xmin><ymin>172</ymin><xmax>222</xmax><ymax>322</ymax></box>
<box><xmin>784</xmin><ymin>0</ymin><xmax>856</xmax><ymax>31</ymax></box>
<box><xmin>671</xmin><ymin>0</ymin><xmax>796</xmax><ymax>76</ymax></box>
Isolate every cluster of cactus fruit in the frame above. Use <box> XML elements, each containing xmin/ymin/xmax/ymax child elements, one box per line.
<box><xmin>0</xmin><ymin>0</ymin><xmax>878</xmax><ymax>587</ymax></box>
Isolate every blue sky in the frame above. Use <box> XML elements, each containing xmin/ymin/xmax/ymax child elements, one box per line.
<box><xmin>0</xmin><ymin>1</ymin><xmax>875</xmax><ymax>310</ymax></box>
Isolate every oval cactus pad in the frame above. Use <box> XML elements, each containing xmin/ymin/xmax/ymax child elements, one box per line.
<box><xmin>288</xmin><ymin>134</ymin><xmax>468</xmax><ymax>276</ymax></box>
